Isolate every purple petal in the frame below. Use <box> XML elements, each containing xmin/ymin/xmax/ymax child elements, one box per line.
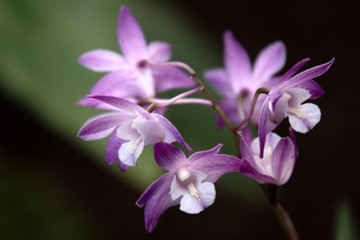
<box><xmin>253</xmin><ymin>41</ymin><xmax>286</xmax><ymax>83</ymax></box>
<box><xmin>105</xmin><ymin>129</ymin><xmax>128</xmax><ymax>172</ymax></box>
<box><xmin>258</xmin><ymin>98</ymin><xmax>278</xmax><ymax>158</ymax></box>
<box><xmin>271</xmin><ymin>137</ymin><xmax>296</xmax><ymax>185</ymax></box>
<box><xmin>77</xmin><ymin>69</ymin><xmax>147</xmax><ymax>110</ymax></box>
<box><xmin>88</xmin><ymin>95</ymin><xmax>146</xmax><ymax>114</ymax></box>
<box><xmin>152</xmin><ymin>66</ymin><xmax>195</xmax><ymax>93</ymax></box>
<box><xmin>148</xmin><ymin>41</ymin><xmax>171</xmax><ymax>63</ymax></box>
<box><xmin>78</xmin><ymin>49</ymin><xmax>127</xmax><ymax>72</ymax></box>
<box><xmin>282</xmin><ymin>58</ymin><xmax>334</xmax><ymax>90</ymax></box>
<box><xmin>118</xmin><ymin>5</ymin><xmax>148</xmax><ymax>64</ymax></box>
<box><xmin>152</xmin><ymin>114</ymin><xmax>192</xmax><ymax>152</ymax></box>
<box><xmin>188</xmin><ymin>144</ymin><xmax>242</xmax><ymax>183</ymax></box>
<box><xmin>276</xmin><ymin>58</ymin><xmax>310</xmax><ymax>87</ymax></box>
<box><xmin>153</xmin><ymin>142</ymin><xmax>187</xmax><ymax>172</ymax></box>
<box><xmin>239</xmin><ymin>129</ymin><xmax>256</xmax><ymax>166</ymax></box>
<box><xmin>78</xmin><ymin>112</ymin><xmax>128</xmax><ymax>140</ymax></box>
<box><xmin>292</xmin><ymin>79</ymin><xmax>324</xmax><ymax>99</ymax></box>
<box><xmin>136</xmin><ymin>173</ymin><xmax>177</xmax><ymax>232</ymax></box>
<box><xmin>223</xmin><ymin>31</ymin><xmax>251</xmax><ymax>92</ymax></box>
<box><xmin>204</xmin><ymin>68</ymin><xmax>235</xmax><ymax>96</ymax></box>
<box><xmin>239</xmin><ymin>159</ymin><xmax>275</xmax><ymax>184</ymax></box>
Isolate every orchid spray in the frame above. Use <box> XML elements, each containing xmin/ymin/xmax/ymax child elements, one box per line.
<box><xmin>77</xmin><ymin>5</ymin><xmax>333</xmax><ymax>238</ymax></box>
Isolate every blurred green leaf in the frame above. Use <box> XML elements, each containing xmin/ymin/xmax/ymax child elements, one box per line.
<box><xmin>333</xmin><ymin>198</ymin><xmax>359</xmax><ymax>240</ymax></box>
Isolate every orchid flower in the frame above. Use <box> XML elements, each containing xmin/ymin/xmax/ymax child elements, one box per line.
<box><xmin>77</xmin><ymin>95</ymin><xmax>191</xmax><ymax>171</ymax></box>
<box><xmin>204</xmin><ymin>31</ymin><xmax>286</xmax><ymax>126</ymax></box>
<box><xmin>136</xmin><ymin>142</ymin><xmax>241</xmax><ymax>232</ymax></box>
<box><xmin>78</xmin><ymin>5</ymin><xmax>194</xmax><ymax>110</ymax></box>
<box><xmin>239</xmin><ymin>127</ymin><xmax>297</xmax><ymax>186</ymax></box>
<box><xmin>258</xmin><ymin>58</ymin><xmax>334</xmax><ymax>157</ymax></box>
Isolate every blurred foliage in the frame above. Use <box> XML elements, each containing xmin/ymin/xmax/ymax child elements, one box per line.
<box><xmin>333</xmin><ymin>198</ymin><xmax>359</xmax><ymax>240</ymax></box>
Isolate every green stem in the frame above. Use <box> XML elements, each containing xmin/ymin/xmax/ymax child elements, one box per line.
<box><xmin>191</xmin><ymin>73</ymin><xmax>240</xmax><ymax>156</ymax></box>
<box><xmin>263</xmin><ymin>184</ymin><xmax>300</xmax><ymax>240</ymax></box>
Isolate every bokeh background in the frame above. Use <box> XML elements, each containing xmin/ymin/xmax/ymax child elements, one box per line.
<box><xmin>0</xmin><ymin>0</ymin><xmax>359</xmax><ymax>239</ymax></box>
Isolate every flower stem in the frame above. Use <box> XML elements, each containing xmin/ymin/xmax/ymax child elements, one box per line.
<box><xmin>191</xmin><ymin>73</ymin><xmax>240</xmax><ymax>155</ymax></box>
<box><xmin>234</xmin><ymin>87</ymin><xmax>270</xmax><ymax>131</ymax></box>
<box><xmin>146</xmin><ymin>86</ymin><xmax>204</xmax><ymax>112</ymax></box>
<box><xmin>264</xmin><ymin>184</ymin><xmax>300</xmax><ymax>240</ymax></box>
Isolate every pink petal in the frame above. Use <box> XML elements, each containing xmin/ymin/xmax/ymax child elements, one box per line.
<box><xmin>152</xmin><ymin>66</ymin><xmax>195</xmax><ymax>93</ymax></box>
<box><xmin>271</xmin><ymin>137</ymin><xmax>296</xmax><ymax>185</ymax></box>
<box><xmin>148</xmin><ymin>41</ymin><xmax>171</xmax><ymax>62</ymax></box>
<box><xmin>204</xmin><ymin>68</ymin><xmax>235</xmax><ymax>96</ymax></box>
<box><xmin>253</xmin><ymin>41</ymin><xmax>286</xmax><ymax>83</ymax></box>
<box><xmin>223</xmin><ymin>31</ymin><xmax>252</xmax><ymax>92</ymax></box>
<box><xmin>78</xmin><ymin>112</ymin><xmax>127</xmax><ymax>140</ymax></box>
<box><xmin>282</xmin><ymin>58</ymin><xmax>334</xmax><ymax>90</ymax></box>
<box><xmin>153</xmin><ymin>142</ymin><xmax>187</xmax><ymax>172</ymax></box>
<box><xmin>188</xmin><ymin>144</ymin><xmax>242</xmax><ymax>183</ymax></box>
<box><xmin>136</xmin><ymin>173</ymin><xmax>178</xmax><ymax>232</ymax></box>
<box><xmin>117</xmin><ymin>5</ymin><xmax>148</xmax><ymax>64</ymax></box>
<box><xmin>78</xmin><ymin>49</ymin><xmax>127</xmax><ymax>72</ymax></box>
<box><xmin>152</xmin><ymin>114</ymin><xmax>192</xmax><ymax>152</ymax></box>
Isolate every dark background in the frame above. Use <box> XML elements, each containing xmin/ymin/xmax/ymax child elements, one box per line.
<box><xmin>0</xmin><ymin>0</ymin><xmax>359</xmax><ymax>239</ymax></box>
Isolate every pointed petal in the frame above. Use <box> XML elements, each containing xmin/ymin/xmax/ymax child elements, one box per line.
<box><xmin>239</xmin><ymin>129</ymin><xmax>257</xmax><ymax>166</ymax></box>
<box><xmin>136</xmin><ymin>173</ymin><xmax>178</xmax><ymax>232</ymax></box>
<box><xmin>148</xmin><ymin>41</ymin><xmax>171</xmax><ymax>62</ymax></box>
<box><xmin>271</xmin><ymin>137</ymin><xmax>296</xmax><ymax>185</ymax></box>
<box><xmin>276</xmin><ymin>58</ymin><xmax>310</xmax><ymax>87</ymax></box>
<box><xmin>154</xmin><ymin>142</ymin><xmax>187</xmax><ymax>172</ymax></box>
<box><xmin>78</xmin><ymin>49</ymin><xmax>127</xmax><ymax>72</ymax></box>
<box><xmin>152</xmin><ymin>66</ymin><xmax>195</xmax><ymax>92</ymax></box>
<box><xmin>239</xmin><ymin>159</ymin><xmax>275</xmax><ymax>184</ymax></box>
<box><xmin>282</xmin><ymin>58</ymin><xmax>334</xmax><ymax>89</ymax></box>
<box><xmin>188</xmin><ymin>144</ymin><xmax>241</xmax><ymax>183</ymax></box>
<box><xmin>224</xmin><ymin>31</ymin><xmax>251</xmax><ymax>91</ymax></box>
<box><xmin>253</xmin><ymin>41</ymin><xmax>286</xmax><ymax>83</ymax></box>
<box><xmin>78</xmin><ymin>112</ymin><xmax>127</xmax><ymax>140</ymax></box>
<box><xmin>204</xmin><ymin>68</ymin><xmax>235</xmax><ymax>96</ymax></box>
<box><xmin>118</xmin><ymin>5</ymin><xmax>148</xmax><ymax>63</ymax></box>
<box><xmin>152</xmin><ymin>114</ymin><xmax>191</xmax><ymax>152</ymax></box>
<box><xmin>179</xmin><ymin>182</ymin><xmax>215</xmax><ymax>214</ymax></box>
<box><xmin>288</xmin><ymin>103</ymin><xmax>321</xmax><ymax>133</ymax></box>
<box><xmin>88</xmin><ymin>95</ymin><xmax>146</xmax><ymax>114</ymax></box>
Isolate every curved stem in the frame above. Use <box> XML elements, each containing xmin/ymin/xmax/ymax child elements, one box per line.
<box><xmin>274</xmin><ymin>203</ymin><xmax>300</xmax><ymax>240</ymax></box>
<box><xmin>146</xmin><ymin>86</ymin><xmax>204</xmax><ymax>112</ymax></box>
<box><xmin>145</xmin><ymin>98</ymin><xmax>212</xmax><ymax>106</ymax></box>
<box><xmin>234</xmin><ymin>87</ymin><xmax>270</xmax><ymax>131</ymax></box>
<box><xmin>264</xmin><ymin>184</ymin><xmax>299</xmax><ymax>240</ymax></box>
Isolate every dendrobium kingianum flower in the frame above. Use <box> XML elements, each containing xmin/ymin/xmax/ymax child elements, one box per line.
<box><xmin>136</xmin><ymin>142</ymin><xmax>242</xmax><ymax>232</ymax></box>
<box><xmin>78</xmin><ymin>5</ymin><xmax>194</xmax><ymax>110</ymax></box>
<box><xmin>204</xmin><ymin>31</ymin><xmax>286</xmax><ymax>127</ymax></box>
<box><xmin>258</xmin><ymin>58</ymin><xmax>334</xmax><ymax>157</ymax></box>
<box><xmin>239</xmin><ymin>127</ymin><xmax>297</xmax><ymax>185</ymax></box>
<box><xmin>77</xmin><ymin>95</ymin><xmax>191</xmax><ymax>171</ymax></box>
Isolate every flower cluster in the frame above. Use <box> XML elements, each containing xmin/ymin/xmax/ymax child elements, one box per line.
<box><xmin>77</xmin><ymin>5</ymin><xmax>333</xmax><ymax>234</ymax></box>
